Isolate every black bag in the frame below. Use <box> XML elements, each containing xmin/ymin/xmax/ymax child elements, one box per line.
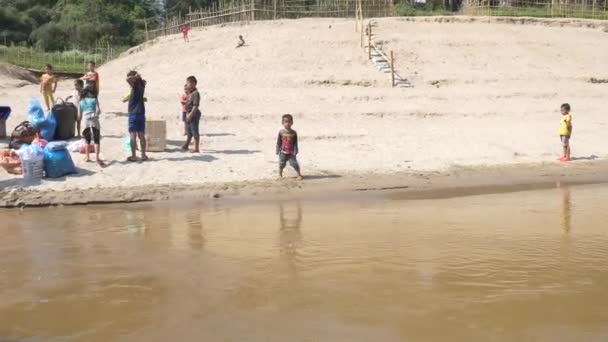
<box><xmin>9</xmin><ymin>121</ymin><xmax>38</xmax><ymax>150</ymax></box>
<box><xmin>52</xmin><ymin>98</ymin><xmax>77</xmax><ymax>141</ymax></box>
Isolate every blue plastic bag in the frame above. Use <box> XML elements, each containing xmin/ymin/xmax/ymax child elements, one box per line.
<box><xmin>27</xmin><ymin>98</ymin><xmax>57</xmax><ymax>141</ymax></box>
<box><xmin>43</xmin><ymin>144</ymin><xmax>76</xmax><ymax>178</ymax></box>
<box><xmin>17</xmin><ymin>143</ymin><xmax>44</xmax><ymax>160</ymax></box>
<box><xmin>46</xmin><ymin>141</ymin><xmax>68</xmax><ymax>152</ymax></box>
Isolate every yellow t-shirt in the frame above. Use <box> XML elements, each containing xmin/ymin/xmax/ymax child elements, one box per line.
<box><xmin>559</xmin><ymin>114</ymin><xmax>572</xmax><ymax>136</ymax></box>
<box><xmin>40</xmin><ymin>74</ymin><xmax>56</xmax><ymax>92</ymax></box>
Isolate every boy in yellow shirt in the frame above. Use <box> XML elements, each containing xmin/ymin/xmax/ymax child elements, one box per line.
<box><xmin>558</xmin><ymin>103</ymin><xmax>573</xmax><ymax>162</ymax></box>
<box><xmin>39</xmin><ymin>64</ymin><xmax>57</xmax><ymax>112</ymax></box>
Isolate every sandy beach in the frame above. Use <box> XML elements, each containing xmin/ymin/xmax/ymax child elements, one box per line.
<box><xmin>1</xmin><ymin>16</ymin><xmax>607</xmax><ymax>207</ymax></box>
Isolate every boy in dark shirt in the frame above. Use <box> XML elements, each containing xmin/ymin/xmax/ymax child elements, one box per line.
<box><xmin>276</xmin><ymin>114</ymin><xmax>303</xmax><ymax>180</ymax></box>
<box><xmin>182</xmin><ymin>76</ymin><xmax>201</xmax><ymax>153</ymax></box>
<box><xmin>126</xmin><ymin>71</ymin><xmax>148</xmax><ymax>162</ymax></box>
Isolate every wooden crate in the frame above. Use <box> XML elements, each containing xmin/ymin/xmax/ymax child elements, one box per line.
<box><xmin>146</xmin><ymin>120</ymin><xmax>166</xmax><ymax>152</ymax></box>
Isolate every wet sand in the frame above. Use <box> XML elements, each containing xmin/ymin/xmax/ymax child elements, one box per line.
<box><xmin>1</xmin><ymin>184</ymin><xmax>608</xmax><ymax>341</ymax></box>
<box><xmin>2</xmin><ymin>159</ymin><xmax>608</xmax><ymax>207</ymax></box>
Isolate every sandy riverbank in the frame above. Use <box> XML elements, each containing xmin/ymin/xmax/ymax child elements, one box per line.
<box><xmin>2</xmin><ymin>159</ymin><xmax>608</xmax><ymax>207</ymax></box>
<box><xmin>1</xmin><ymin>17</ymin><xmax>608</xmax><ymax>207</ymax></box>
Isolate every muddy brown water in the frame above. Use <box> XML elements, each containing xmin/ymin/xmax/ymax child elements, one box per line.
<box><xmin>1</xmin><ymin>185</ymin><xmax>608</xmax><ymax>342</ymax></box>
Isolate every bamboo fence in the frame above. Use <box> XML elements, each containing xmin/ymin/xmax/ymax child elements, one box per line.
<box><xmin>462</xmin><ymin>0</ymin><xmax>608</xmax><ymax>19</ymax></box>
<box><xmin>146</xmin><ymin>0</ymin><xmax>394</xmax><ymax>41</ymax></box>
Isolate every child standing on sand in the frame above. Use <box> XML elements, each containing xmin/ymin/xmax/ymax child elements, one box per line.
<box><xmin>40</xmin><ymin>64</ymin><xmax>57</xmax><ymax>112</ymax></box>
<box><xmin>182</xmin><ymin>23</ymin><xmax>191</xmax><ymax>43</ymax></box>
<box><xmin>558</xmin><ymin>103</ymin><xmax>573</xmax><ymax>162</ymax></box>
<box><xmin>79</xmin><ymin>81</ymin><xmax>104</xmax><ymax>166</ymax></box>
<box><xmin>182</xmin><ymin>76</ymin><xmax>201</xmax><ymax>153</ymax></box>
<box><xmin>126</xmin><ymin>71</ymin><xmax>148</xmax><ymax>162</ymax></box>
<box><xmin>80</xmin><ymin>61</ymin><xmax>100</xmax><ymax>95</ymax></box>
<box><xmin>179</xmin><ymin>85</ymin><xmax>190</xmax><ymax>136</ymax></box>
<box><xmin>276</xmin><ymin>114</ymin><xmax>303</xmax><ymax>180</ymax></box>
<box><xmin>66</xmin><ymin>79</ymin><xmax>84</xmax><ymax>138</ymax></box>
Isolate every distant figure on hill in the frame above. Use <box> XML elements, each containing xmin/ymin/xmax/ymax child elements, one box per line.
<box><xmin>80</xmin><ymin>61</ymin><xmax>100</xmax><ymax>95</ymax></box>
<box><xmin>39</xmin><ymin>64</ymin><xmax>57</xmax><ymax>112</ymax></box>
<box><xmin>182</xmin><ymin>23</ymin><xmax>191</xmax><ymax>43</ymax></box>
<box><xmin>236</xmin><ymin>35</ymin><xmax>246</xmax><ymax>48</ymax></box>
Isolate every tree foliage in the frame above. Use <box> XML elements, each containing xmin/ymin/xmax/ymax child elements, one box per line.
<box><xmin>0</xmin><ymin>0</ymin><xmax>162</xmax><ymax>51</ymax></box>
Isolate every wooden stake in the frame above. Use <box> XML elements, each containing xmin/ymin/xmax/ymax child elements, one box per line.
<box><xmin>367</xmin><ymin>23</ymin><xmax>372</xmax><ymax>59</ymax></box>
<box><xmin>390</xmin><ymin>50</ymin><xmax>395</xmax><ymax>88</ymax></box>
<box><xmin>144</xmin><ymin>18</ymin><xmax>149</xmax><ymax>41</ymax></box>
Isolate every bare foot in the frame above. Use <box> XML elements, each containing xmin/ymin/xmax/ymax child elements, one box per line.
<box><xmin>189</xmin><ymin>149</ymin><xmax>199</xmax><ymax>153</ymax></box>
<box><xmin>84</xmin><ymin>156</ymin><xmax>91</xmax><ymax>162</ymax></box>
<box><xmin>181</xmin><ymin>145</ymin><xmax>188</xmax><ymax>151</ymax></box>
<box><xmin>97</xmin><ymin>159</ymin><xmax>106</xmax><ymax>167</ymax></box>
<box><xmin>296</xmin><ymin>175</ymin><xmax>303</xmax><ymax>181</ymax></box>
<box><xmin>141</xmin><ymin>155</ymin><xmax>149</xmax><ymax>161</ymax></box>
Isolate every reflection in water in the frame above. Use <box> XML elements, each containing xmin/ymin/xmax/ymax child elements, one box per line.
<box><xmin>186</xmin><ymin>209</ymin><xmax>205</xmax><ymax>250</ymax></box>
<box><xmin>278</xmin><ymin>202</ymin><xmax>303</xmax><ymax>280</ymax></box>
<box><xmin>561</xmin><ymin>187</ymin><xmax>572</xmax><ymax>235</ymax></box>
<box><xmin>1</xmin><ymin>185</ymin><xmax>608</xmax><ymax>341</ymax></box>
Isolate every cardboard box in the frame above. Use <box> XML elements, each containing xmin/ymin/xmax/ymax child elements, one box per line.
<box><xmin>145</xmin><ymin>120</ymin><xmax>166</xmax><ymax>152</ymax></box>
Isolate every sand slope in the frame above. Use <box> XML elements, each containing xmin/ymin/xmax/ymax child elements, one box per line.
<box><xmin>1</xmin><ymin>17</ymin><xmax>607</xmax><ymax>197</ymax></box>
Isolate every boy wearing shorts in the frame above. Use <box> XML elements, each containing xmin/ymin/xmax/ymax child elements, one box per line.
<box><xmin>126</xmin><ymin>71</ymin><xmax>148</xmax><ymax>162</ymax></box>
<box><xmin>276</xmin><ymin>114</ymin><xmax>303</xmax><ymax>180</ymax></box>
<box><xmin>182</xmin><ymin>76</ymin><xmax>201</xmax><ymax>153</ymax></box>
<box><xmin>558</xmin><ymin>103</ymin><xmax>573</xmax><ymax>162</ymax></box>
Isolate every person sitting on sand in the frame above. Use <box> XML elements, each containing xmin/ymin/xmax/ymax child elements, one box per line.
<box><xmin>79</xmin><ymin>81</ymin><xmax>104</xmax><ymax>166</ymax></box>
<box><xmin>236</xmin><ymin>35</ymin><xmax>246</xmax><ymax>48</ymax></box>
<box><xmin>182</xmin><ymin>76</ymin><xmax>201</xmax><ymax>153</ymax></box>
<box><xmin>126</xmin><ymin>71</ymin><xmax>148</xmax><ymax>162</ymax></box>
<box><xmin>39</xmin><ymin>64</ymin><xmax>57</xmax><ymax>112</ymax></box>
<box><xmin>558</xmin><ymin>103</ymin><xmax>573</xmax><ymax>162</ymax></box>
<box><xmin>276</xmin><ymin>114</ymin><xmax>303</xmax><ymax>180</ymax></box>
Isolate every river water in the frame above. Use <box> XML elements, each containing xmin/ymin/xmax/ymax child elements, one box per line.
<box><xmin>1</xmin><ymin>185</ymin><xmax>608</xmax><ymax>342</ymax></box>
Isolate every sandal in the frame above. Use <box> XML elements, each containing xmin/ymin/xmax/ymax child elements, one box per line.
<box><xmin>141</xmin><ymin>155</ymin><xmax>149</xmax><ymax>161</ymax></box>
<box><xmin>127</xmin><ymin>156</ymin><xmax>138</xmax><ymax>162</ymax></box>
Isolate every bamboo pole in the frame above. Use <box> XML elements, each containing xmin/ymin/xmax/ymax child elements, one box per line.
<box><xmin>390</xmin><ymin>51</ymin><xmax>395</xmax><ymax>88</ymax></box>
<box><xmin>144</xmin><ymin>18</ymin><xmax>149</xmax><ymax>41</ymax></box>
<box><xmin>367</xmin><ymin>23</ymin><xmax>372</xmax><ymax>59</ymax></box>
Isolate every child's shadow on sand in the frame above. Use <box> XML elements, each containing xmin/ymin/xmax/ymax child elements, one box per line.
<box><xmin>571</xmin><ymin>155</ymin><xmax>599</xmax><ymax>161</ymax></box>
<box><xmin>112</xmin><ymin>154</ymin><xmax>218</xmax><ymax>164</ymax></box>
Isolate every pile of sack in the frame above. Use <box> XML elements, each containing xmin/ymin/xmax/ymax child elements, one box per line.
<box><xmin>5</xmin><ymin>98</ymin><xmax>76</xmax><ymax>179</ymax></box>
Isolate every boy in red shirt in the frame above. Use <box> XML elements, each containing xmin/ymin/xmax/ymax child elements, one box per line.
<box><xmin>80</xmin><ymin>61</ymin><xmax>100</xmax><ymax>95</ymax></box>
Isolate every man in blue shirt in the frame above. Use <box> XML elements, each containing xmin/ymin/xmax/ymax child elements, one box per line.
<box><xmin>126</xmin><ymin>71</ymin><xmax>148</xmax><ymax>162</ymax></box>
